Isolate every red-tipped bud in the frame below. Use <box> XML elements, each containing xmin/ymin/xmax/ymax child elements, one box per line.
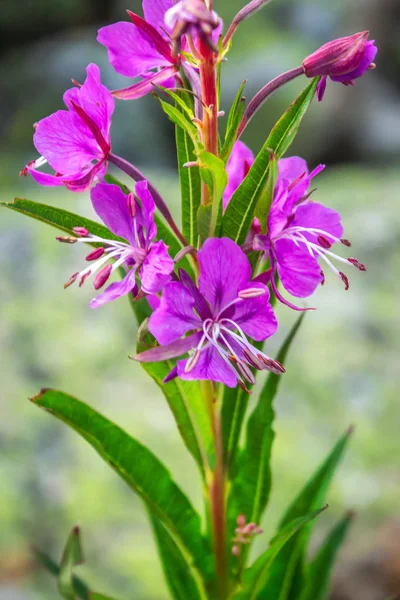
<box><xmin>73</xmin><ymin>227</ymin><xmax>89</xmax><ymax>237</ymax></box>
<box><xmin>348</xmin><ymin>258</ymin><xmax>366</xmax><ymax>271</ymax></box>
<box><xmin>127</xmin><ymin>192</ymin><xmax>137</xmax><ymax>218</ymax></box>
<box><xmin>86</xmin><ymin>247</ymin><xmax>105</xmax><ymax>261</ymax></box>
<box><xmin>93</xmin><ymin>264</ymin><xmax>112</xmax><ymax>290</ymax></box>
<box><xmin>303</xmin><ymin>31</ymin><xmax>369</xmax><ymax>78</ymax></box>
<box><xmin>339</xmin><ymin>272</ymin><xmax>349</xmax><ymax>290</ymax></box>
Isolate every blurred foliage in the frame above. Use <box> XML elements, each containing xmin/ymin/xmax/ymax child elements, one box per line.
<box><xmin>0</xmin><ymin>0</ymin><xmax>400</xmax><ymax>599</ymax></box>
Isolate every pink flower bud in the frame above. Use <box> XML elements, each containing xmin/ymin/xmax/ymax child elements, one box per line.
<box><xmin>303</xmin><ymin>31</ymin><xmax>369</xmax><ymax>78</ymax></box>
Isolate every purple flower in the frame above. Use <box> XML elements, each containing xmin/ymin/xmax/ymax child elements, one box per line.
<box><xmin>59</xmin><ymin>181</ymin><xmax>174</xmax><ymax>307</ymax></box>
<box><xmin>22</xmin><ymin>64</ymin><xmax>113</xmax><ymax>192</ymax></box>
<box><xmin>302</xmin><ymin>32</ymin><xmax>377</xmax><ymax>101</ymax></box>
<box><xmin>135</xmin><ymin>238</ymin><xmax>283</xmax><ymax>389</ymax></box>
<box><xmin>97</xmin><ymin>0</ymin><xmax>222</xmax><ymax>100</ymax></box>
<box><xmin>252</xmin><ymin>156</ymin><xmax>366</xmax><ymax>309</ymax></box>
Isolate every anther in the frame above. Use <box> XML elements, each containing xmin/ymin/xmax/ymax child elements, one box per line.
<box><xmin>238</xmin><ymin>380</ymin><xmax>252</xmax><ymax>394</ymax></box>
<box><xmin>93</xmin><ymin>264</ymin><xmax>112</xmax><ymax>290</ymax></box>
<box><xmin>341</xmin><ymin>238</ymin><xmax>351</xmax><ymax>247</ymax></box>
<box><xmin>339</xmin><ymin>271</ymin><xmax>349</xmax><ymax>290</ymax></box>
<box><xmin>86</xmin><ymin>247</ymin><xmax>105</xmax><ymax>261</ymax></box>
<box><xmin>127</xmin><ymin>192</ymin><xmax>137</xmax><ymax>218</ymax></box>
<box><xmin>320</xmin><ymin>269</ymin><xmax>325</xmax><ymax>286</ymax></box>
<box><xmin>73</xmin><ymin>227</ymin><xmax>89</xmax><ymax>237</ymax></box>
<box><xmin>238</xmin><ymin>287</ymin><xmax>267</xmax><ymax>299</ymax></box>
<box><xmin>64</xmin><ymin>272</ymin><xmax>78</xmax><ymax>289</ymax></box>
<box><xmin>56</xmin><ymin>236</ymin><xmax>78</xmax><ymax>244</ymax></box>
<box><xmin>348</xmin><ymin>258</ymin><xmax>366</xmax><ymax>271</ymax></box>
<box><xmin>79</xmin><ymin>271</ymin><xmax>92</xmax><ymax>287</ymax></box>
<box><xmin>317</xmin><ymin>235</ymin><xmax>332</xmax><ymax>249</ymax></box>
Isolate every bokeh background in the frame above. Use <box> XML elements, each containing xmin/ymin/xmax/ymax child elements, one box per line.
<box><xmin>1</xmin><ymin>0</ymin><xmax>399</xmax><ymax>598</ymax></box>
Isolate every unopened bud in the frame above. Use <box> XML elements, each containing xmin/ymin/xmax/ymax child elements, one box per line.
<box><xmin>303</xmin><ymin>31</ymin><xmax>369</xmax><ymax>78</ymax></box>
<box><xmin>93</xmin><ymin>264</ymin><xmax>112</xmax><ymax>290</ymax></box>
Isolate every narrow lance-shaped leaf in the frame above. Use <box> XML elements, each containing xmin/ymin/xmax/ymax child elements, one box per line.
<box><xmin>298</xmin><ymin>512</ymin><xmax>354</xmax><ymax>600</ymax></box>
<box><xmin>259</xmin><ymin>427</ymin><xmax>352</xmax><ymax>600</ymax></box>
<box><xmin>221</xmin><ymin>81</ymin><xmax>247</xmax><ymax>163</ymax></box>
<box><xmin>150</xmin><ymin>513</ymin><xmax>208</xmax><ymax>600</ymax></box>
<box><xmin>227</xmin><ymin>315</ymin><xmax>305</xmax><ymax>572</ymax></box>
<box><xmin>30</xmin><ymin>389</ymin><xmax>213</xmax><ymax>591</ymax></box>
<box><xmin>255</xmin><ymin>150</ymin><xmax>278</xmax><ymax>233</ymax></box>
<box><xmin>157</xmin><ymin>97</ymin><xmax>201</xmax><ymax>150</ymax></box>
<box><xmin>58</xmin><ymin>527</ymin><xmax>84</xmax><ymax>600</ymax></box>
<box><xmin>222</xmin><ymin>78</ymin><xmax>319</xmax><ymax>245</ymax></box>
<box><xmin>136</xmin><ymin>320</ymin><xmax>214</xmax><ymax>475</ymax></box>
<box><xmin>36</xmin><ymin>549</ymin><xmax>90</xmax><ymax>600</ymax></box>
<box><xmin>197</xmin><ymin>151</ymin><xmax>228</xmax><ymax>240</ymax></box>
<box><xmin>175</xmin><ymin>105</ymin><xmax>201</xmax><ymax>246</ymax></box>
<box><xmin>234</xmin><ymin>508</ymin><xmax>327</xmax><ymax>600</ymax></box>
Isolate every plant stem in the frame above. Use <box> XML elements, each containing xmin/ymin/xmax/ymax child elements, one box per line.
<box><xmin>205</xmin><ymin>382</ymin><xmax>228</xmax><ymax>599</ymax></box>
<box><xmin>198</xmin><ymin>40</ymin><xmax>219</xmax><ymax>207</ymax></box>
<box><xmin>237</xmin><ymin>66</ymin><xmax>304</xmax><ymax>137</ymax></box>
<box><xmin>108</xmin><ymin>153</ymin><xmax>189</xmax><ymax>247</ymax></box>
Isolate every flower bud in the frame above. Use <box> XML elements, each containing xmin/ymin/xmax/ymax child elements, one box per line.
<box><xmin>303</xmin><ymin>31</ymin><xmax>369</xmax><ymax>78</ymax></box>
<box><xmin>165</xmin><ymin>0</ymin><xmax>221</xmax><ymax>57</ymax></box>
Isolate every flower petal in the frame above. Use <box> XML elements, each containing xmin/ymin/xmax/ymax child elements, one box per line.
<box><xmin>112</xmin><ymin>66</ymin><xmax>177</xmax><ymax>100</ymax></box>
<box><xmin>331</xmin><ymin>41</ymin><xmax>377</xmax><ymax>83</ymax></box>
<box><xmin>149</xmin><ymin>281</ymin><xmax>202</xmax><ymax>344</ymax></box>
<box><xmin>198</xmin><ymin>238</ymin><xmax>251</xmax><ymax>315</ymax></box>
<box><xmin>64</xmin><ymin>64</ymin><xmax>114</xmax><ymax>141</ymax></box>
<box><xmin>33</xmin><ymin>110</ymin><xmax>100</xmax><ymax>174</ymax></box>
<box><xmin>139</xmin><ymin>240</ymin><xmax>174</xmax><ymax>295</ymax></box>
<box><xmin>232</xmin><ymin>285</ymin><xmax>278</xmax><ymax>342</ymax></box>
<box><xmin>292</xmin><ymin>201</ymin><xmax>344</xmax><ymax>242</ymax></box>
<box><xmin>97</xmin><ymin>21</ymin><xmax>169</xmax><ymax>79</ymax></box>
<box><xmin>275</xmin><ymin>238</ymin><xmax>323</xmax><ymax>298</ymax></box>
<box><xmin>27</xmin><ymin>167</ymin><xmax>64</xmax><ymax>187</ymax></box>
<box><xmin>90</xmin><ymin>182</ymin><xmax>134</xmax><ymax>243</ymax></box>
<box><xmin>223</xmin><ymin>141</ymin><xmax>254</xmax><ymax>210</ymax></box>
<box><xmin>317</xmin><ymin>76</ymin><xmax>328</xmax><ymax>101</ymax></box>
<box><xmin>143</xmin><ymin>0</ymin><xmax>175</xmax><ymax>35</ymax></box>
<box><xmin>90</xmin><ymin>268</ymin><xmax>137</xmax><ymax>308</ymax></box>
<box><xmin>177</xmin><ymin>346</ymin><xmax>238</xmax><ymax>387</ymax></box>
<box><xmin>134</xmin><ymin>331</ymin><xmax>202</xmax><ymax>362</ymax></box>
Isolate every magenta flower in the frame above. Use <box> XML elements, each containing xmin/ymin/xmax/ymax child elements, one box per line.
<box><xmin>22</xmin><ymin>64</ymin><xmax>113</xmax><ymax>192</ymax></box>
<box><xmin>97</xmin><ymin>1</ymin><xmax>182</xmax><ymax>100</ymax></box>
<box><xmin>135</xmin><ymin>238</ymin><xmax>283</xmax><ymax>389</ymax></box>
<box><xmin>59</xmin><ymin>181</ymin><xmax>174</xmax><ymax>308</ymax></box>
<box><xmin>302</xmin><ymin>32</ymin><xmax>378</xmax><ymax>101</ymax></box>
<box><xmin>252</xmin><ymin>156</ymin><xmax>365</xmax><ymax>309</ymax></box>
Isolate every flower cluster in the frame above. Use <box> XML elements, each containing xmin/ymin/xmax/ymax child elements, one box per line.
<box><xmin>22</xmin><ymin>0</ymin><xmax>375</xmax><ymax>390</ymax></box>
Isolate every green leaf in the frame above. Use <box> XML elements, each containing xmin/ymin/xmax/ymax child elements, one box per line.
<box><xmin>222</xmin><ymin>78</ymin><xmax>319</xmax><ymax>245</ymax></box>
<box><xmin>259</xmin><ymin>427</ymin><xmax>352</xmax><ymax>600</ymax></box>
<box><xmin>136</xmin><ymin>320</ymin><xmax>214</xmax><ymax>474</ymax></box>
<box><xmin>234</xmin><ymin>509</ymin><xmax>326</xmax><ymax>600</ymax></box>
<box><xmin>221</xmin><ymin>81</ymin><xmax>247</xmax><ymax>163</ymax></box>
<box><xmin>227</xmin><ymin>315</ymin><xmax>305</xmax><ymax>562</ymax></box>
<box><xmin>155</xmin><ymin>86</ymin><xmax>194</xmax><ymax>121</ymax></box>
<box><xmin>89</xmin><ymin>595</ymin><xmax>121</xmax><ymax>600</ymax></box>
<box><xmin>58</xmin><ymin>526</ymin><xmax>84</xmax><ymax>600</ymax></box>
<box><xmin>157</xmin><ymin>98</ymin><xmax>200</xmax><ymax>149</ymax></box>
<box><xmin>176</xmin><ymin>109</ymin><xmax>201</xmax><ymax>247</ymax></box>
<box><xmin>0</xmin><ymin>198</ymin><xmax>120</xmax><ymax>245</ymax></box>
<box><xmin>298</xmin><ymin>512</ymin><xmax>353</xmax><ymax>600</ymax></box>
<box><xmin>197</xmin><ymin>151</ymin><xmax>227</xmax><ymax>239</ymax></box>
<box><xmin>30</xmin><ymin>388</ymin><xmax>212</xmax><ymax>591</ymax></box>
<box><xmin>222</xmin><ymin>386</ymin><xmax>250</xmax><ymax>474</ymax></box>
<box><xmin>254</xmin><ymin>150</ymin><xmax>278</xmax><ymax>233</ymax></box>
<box><xmin>150</xmin><ymin>514</ymin><xmax>208</xmax><ymax>600</ymax></box>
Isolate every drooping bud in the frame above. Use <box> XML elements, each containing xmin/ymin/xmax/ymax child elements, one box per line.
<box><xmin>165</xmin><ymin>0</ymin><xmax>221</xmax><ymax>57</ymax></box>
<box><xmin>303</xmin><ymin>32</ymin><xmax>369</xmax><ymax>78</ymax></box>
<box><xmin>93</xmin><ymin>264</ymin><xmax>112</xmax><ymax>290</ymax></box>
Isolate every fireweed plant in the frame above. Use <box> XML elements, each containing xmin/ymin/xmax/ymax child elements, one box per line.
<box><xmin>3</xmin><ymin>1</ymin><xmax>377</xmax><ymax>598</ymax></box>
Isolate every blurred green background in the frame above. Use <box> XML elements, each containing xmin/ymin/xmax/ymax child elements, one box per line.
<box><xmin>1</xmin><ymin>0</ymin><xmax>399</xmax><ymax>598</ymax></box>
